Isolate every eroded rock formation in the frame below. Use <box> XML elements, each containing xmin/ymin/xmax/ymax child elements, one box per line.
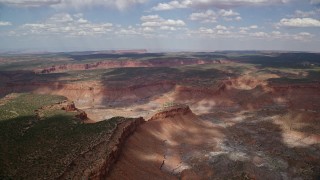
<box><xmin>35</xmin><ymin>100</ymin><xmax>89</xmax><ymax>121</ymax></box>
<box><xmin>59</xmin><ymin>117</ymin><xmax>145</xmax><ymax>179</ymax></box>
<box><xmin>106</xmin><ymin>105</ymin><xmax>224</xmax><ymax>179</ymax></box>
<box><xmin>34</xmin><ymin>59</ymin><xmax>228</xmax><ymax>74</ymax></box>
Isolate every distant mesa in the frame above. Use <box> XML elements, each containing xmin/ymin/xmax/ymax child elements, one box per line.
<box><xmin>110</xmin><ymin>49</ymin><xmax>147</xmax><ymax>54</ymax></box>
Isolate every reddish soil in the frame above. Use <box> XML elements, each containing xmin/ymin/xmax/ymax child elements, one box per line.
<box><xmin>34</xmin><ymin>59</ymin><xmax>228</xmax><ymax>73</ymax></box>
<box><xmin>1</xmin><ymin>71</ymin><xmax>320</xmax><ymax>121</ymax></box>
<box><xmin>107</xmin><ymin>105</ymin><xmax>320</xmax><ymax>179</ymax></box>
<box><xmin>1</xmin><ymin>59</ymin><xmax>320</xmax><ymax>179</ymax></box>
<box><xmin>107</xmin><ymin>106</ymin><xmax>224</xmax><ymax>179</ymax></box>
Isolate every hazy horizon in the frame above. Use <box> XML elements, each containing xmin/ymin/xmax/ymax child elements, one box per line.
<box><xmin>1</xmin><ymin>49</ymin><xmax>320</xmax><ymax>54</ymax></box>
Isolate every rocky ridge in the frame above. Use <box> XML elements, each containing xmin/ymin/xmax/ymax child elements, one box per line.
<box><xmin>58</xmin><ymin>105</ymin><xmax>196</xmax><ymax>179</ymax></box>
<box><xmin>58</xmin><ymin>117</ymin><xmax>145</xmax><ymax>179</ymax></box>
<box><xmin>149</xmin><ymin>104</ymin><xmax>192</xmax><ymax>121</ymax></box>
<box><xmin>34</xmin><ymin>59</ymin><xmax>228</xmax><ymax>74</ymax></box>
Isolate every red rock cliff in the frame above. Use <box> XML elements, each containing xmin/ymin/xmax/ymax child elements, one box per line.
<box><xmin>58</xmin><ymin>117</ymin><xmax>145</xmax><ymax>179</ymax></box>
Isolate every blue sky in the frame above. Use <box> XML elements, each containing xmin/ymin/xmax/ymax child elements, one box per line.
<box><xmin>0</xmin><ymin>0</ymin><xmax>319</xmax><ymax>52</ymax></box>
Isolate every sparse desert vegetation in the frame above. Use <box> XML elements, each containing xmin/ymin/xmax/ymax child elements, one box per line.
<box><xmin>0</xmin><ymin>51</ymin><xmax>319</xmax><ymax>179</ymax></box>
<box><xmin>0</xmin><ymin>93</ymin><xmax>139</xmax><ymax>179</ymax></box>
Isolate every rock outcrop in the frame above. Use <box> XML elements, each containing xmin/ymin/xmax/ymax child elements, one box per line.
<box><xmin>34</xmin><ymin>59</ymin><xmax>228</xmax><ymax>74</ymax></box>
<box><xmin>0</xmin><ymin>81</ymin><xmax>176</xmax><ymax>108</ymax></box>
<box><xmin>107</xmin><ymin>105</ymin><xmax>224</xmax><ymax>180</ymax></box>
<box><xmin>35</xmin><ymin>100</ymin><xmax>89</xmax><ymax>121</ymax></box>
<box><xmin>61</xmin><ymin>101</ymin><xmax>77</xmax><ymax>111</ymax></box>
<box><xmin>58</xmin><ymin>117</ymin><xmax>145</xmax><ymax>179</ymax></box>
<box><xmin>149</xmin><ymin>104</ymin><xmax>192</xmax><ymax>121</ymax></box>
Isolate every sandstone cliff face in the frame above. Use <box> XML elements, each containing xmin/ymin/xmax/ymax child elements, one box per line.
<box><xmin>2</xmin><ymin>75</ymin><xmax>320</xmax><ymax>113</ymax></box>
<box><xmin>58</xmin><ymin>117</ymin><xmax>145</xmax><ymax>179</ymax></box>
<box><xmin>149</xmin><ymin>105</ymin><xmax>192</xmax><ymax>121</ymax></box>
<box><xmin>106</xmin><ymin>103</ymin><xmax>320</xmax><ymax>180</ymax></box>
<box><xmin>0</xmin><ymin>81</ymin><xmax>176</xmax><ymax>108</ymax></box>
<box><xmin>34</xmin><ymin>59</ymin><xmax>228</xmax><ymax>74</ymax></box>
<box><xmin>58</xmin><ymin>105</ymin><xmax>193</xmax><ymax>179</ymax></box>
<box><xmin>90</xmin><ymin>117</ymin><xmax>145</xmax><ymax>179</ymax></box>
<box><xmin>106</xmin><ymin>105</ymin><xmax>224</xmax><ymax>180</ymax></box>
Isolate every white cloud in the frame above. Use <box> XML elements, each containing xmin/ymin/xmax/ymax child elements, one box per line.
<box><xmin>215</xmin><ymin>25</ymin><xmax>227</xmax><ymax>30</ymax></box>
<box><xmin>197</xmin><ymin>27</ymin><xmax>214</xmax><ymax>34</ymax></box>
<box><xmin>73</xmin><ymin>13</ymin><xmax>83</xmax><ymax>18</ymax></box>
<box><xmin>0</xmin><ymin>0</ymin><xmax>60</xmax><ymax>7</ymax></box>
<box><xmin>0</xmin><ymin>21</ymin><xmax>12</xmax><ymax>26</ymax></box>
<box><xmin>189</xmin><ymin>10</ymin><xmax>217</xmax><ymax>23</ymax></box>
<box><xmin>0</xmin><ymin>0</ymin><xmax>148</xmax><ymax>10</ymax></box>
<box><xmin>239</xmin><ymin>25</ymin><xmax>259</xmax><ymax>33</ymax></box>
<box><xmin>299</xmin><ymin>32</ymin><xmax>312</xmax><ymax>36</ymax></box>
<box><xmin>219</xmin><ymin>9</ymin><xmax>241</xmax><ymax>21</ymax></box>
<box><xmin>163</xmin><ymin>19</ymin><xmax>185</xmax><ymax>26</ymax></box>
<box><xmin>252</xmin><ymin>31</ymin><xmax>269</xmax><ymax>38</ymax></box>
<box><xmin>189</xmin><ymin>9</ymin><xmax>241</xmax><ymax>23</ymax></box>
<box><xmin>117</xmin><ymin>26</ymin><xmax>141</xmax><ymax>35</ymax></box>
<box><xmin>48</xmin><ymin>13</ymin><xmax>74</xmax><ymax>23</ymax></box>
<box><xmin>140</xmin><ymin>15</ymin><xmax>162</xmax><ymax>22</ymax></box>
<box><xmin>78</xmin><ymin>18</ymin><xmax>88</xmax><ymax>24</ymax></box>
<box><xmin>235</xmin><ymin>16</ymin><xmax>242</xmax><ymax>21</ymax></box>
<box><xmin>160</xmin><ymin>26</ymin><xmax>177</xmax><ymax>31</ymax></box>
<box><xmin>255</xmin><ymin>30</ymin><xmax>313</xmax><ymax>41</ymax></box>
<box><xmin>17</xmin><ymin>13</ymin><xmax>113</xmax><ymax>36</ymax></box>
<box><xmin>142</xmin><ymin>27</ymin><xmax>154</xmax><ymax>32</ymax></box>
<box><xmin>310</xmin><ymin>0</ymin><xmax>320</xmax><ymax>5</ymax></box>
<box><xmin>152</xmin><ymin>0</ymin><xmax>289</xmax><ymax>11</ymax></box>
<box><xmin>141</xmin><ymin>20</ymin><xmax>185</xmax><ymax>27</ymax></box>
<box><xmin>272</xmin><ymin>31</ymin><xmax>281</xmax><ymax>35</ymax></box>
<box><xmin>279</xmin><ymin>18</ymin><xmax>320</xmax><ymax>27</ymax></box>
<box><xmin>141</xmin><ymin>14</ymin><xmax>185</xmax><ymax>27</ymax></box>
<box><xmin>112</xmin><ymin>14</ymin><xmax>187</xmax><ymax>38</ymax></box>
<box><xmin>293</xmin><ymin>32</ymin><xmax>314</xmax><ymax>40</ymax></box>
<box><xmin>250</xmin><ymin>25</ymin><xmax>258</xmax><ymax>29</ymax></box>
<box><xmin>115</xmin><ymin>25</ymin><xmax>182</xmax><ymax>38</ymax></box>
<box><xmin>218</xmin><ymin>9</ymin><xmax>239</xmax><ymax>17</ymax></box>
<box><xmin>293</xmin><ymin>10</ymin><xmax>317</xmax><ymax>18</ymax></box>
<box><xmin>53</xmin><ymin>0</ymin><xmax>148</xmax><ymax>10</ymax></box>
<box><xmin>189</xmin><ymin>25</ymin><xmax>235</xmax><ymax>37</ymax></box>
<box><xmin>188</xmin><ymin>25</ymin><xmax>314</xmax><ymax>42</ymax></box>
<box><xmin>151</xmin><ymin>0</ymin><xmax>190</xmax><ymax>11</ymax></box>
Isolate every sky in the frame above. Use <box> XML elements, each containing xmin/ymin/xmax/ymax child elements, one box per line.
<box><xmin>0</xmin><ymin>0</ymin><xmax>319</xmax><ymax>52</ymax></box>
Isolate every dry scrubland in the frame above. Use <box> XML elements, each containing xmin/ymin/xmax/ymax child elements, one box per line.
<box><xmin>0</xmin><ymin>51</ymin><xmax>320</xmax><ymax>179</ymax></box>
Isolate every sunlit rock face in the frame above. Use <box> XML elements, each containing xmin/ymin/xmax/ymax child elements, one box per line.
<box><xmin>107</xmin><ymin>105</ymin><xmax>320</xmax><ymax>180</ymax></box>
<box><xmin>1</xmin><ymin>52</ymin><xmax>320</xmax><ymax>179</ymax></box>
<box><xmin>106</xmin><ymin>105</ymin><xmax>224</xmax><ymax>179</ymax></box>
